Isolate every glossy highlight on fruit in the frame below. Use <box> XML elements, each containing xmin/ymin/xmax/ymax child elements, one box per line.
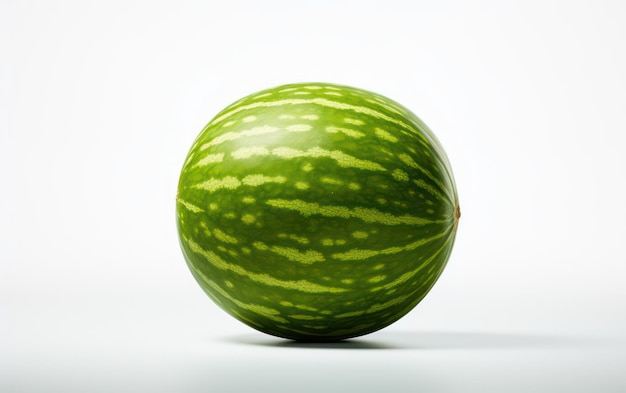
<box><xmin>176</xmin><ymin>82</ymin><xmax>460</xmax><ymax>341</ymax></box>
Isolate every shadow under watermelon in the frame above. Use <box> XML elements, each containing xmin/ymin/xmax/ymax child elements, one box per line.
<box><xmin>224</xmin><ymin>330</ymin><xmax>602</xmax><ymax>350</ymax></box>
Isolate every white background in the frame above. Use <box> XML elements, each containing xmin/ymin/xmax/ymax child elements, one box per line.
<box><xmin>2</xmin><ymin>1</ymin><xmax>626</xmax><ymax>392</ymax></box>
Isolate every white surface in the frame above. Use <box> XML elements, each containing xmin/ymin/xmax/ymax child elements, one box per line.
<box><xmin>2</xmin><ymin>1</ymin><xmax>626</xmax><ymax>392</ymax></box>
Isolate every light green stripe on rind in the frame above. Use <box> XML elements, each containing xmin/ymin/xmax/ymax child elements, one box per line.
<box><xmin>266</xmin><ymin>199</ymin><xmax>447</xmax><ymax>226</ymax></box>
<box><xmin>213</xmin><ymin>228</ymin><xmax>238</xmax><ymax>244</ymax></box>
<box><xmin>375</xmin><ymin>127</ymin><xmax>399</xmax><ymax>143</ymax></box>
<box><xmin>253</xmin><ymin>241</ymin><xmax>325</xmax><ymax>264</ymax></box>
<box><xmin>192</xmin><ymin>152</ymin><xmax>225</xmax><ymax>168</ymax></box>
<box><xmin>398</xmin><ymin>153</ymin><xmax>455</xmax><ymax>204</ymax></box>
<box><xmin>200</xmin><ymin>125</ymin><xmax>277</xmax><ymax>150</ymax></box>
<box><xmin>228</xmin><ymin>145</ymin><xmax>387</xmax><ymax>172</ymax></box>
<box><xmin>326</xmin><ymin>126</ymin><xmax>366</xmax><ymax>139</ymax></box>
<box><xmin>370</xmin><ymin>236</ymin><xmax>451</xmax><ymax>292</ymax></box>
<box><xmin>243</xmin><ymin>174</ymin><xmax>286</xmax><ymax>186</ymax></box>
<box><xmin>343</xmin><ymin>117</ymin><xmax>365</xmax><ymax>125</ymax></box>
<box><xmin>271</xmin><ymin>146</ymin><xmax>386</xmax><ymax>171</ymax></box>
<box><xmin>269</xmin><ymin>246</ymin><xmax>325</xmax><ymax>264</ymax></box>
<box><xmin>192</xmin><ymin>174</ymin><xmax>286</xmax><ymax>192</ymax></box>
<box><xmin>278</xmin><ymin>233</ymin><xmax>311</xmax><ymax>245</ymax></box>
<box><xmin>191</xmin><ymin>176</ymin><xmax>240</xmax><ymax>192</ymax></box>
<box><xmin>366</xmin><ymin>97</ymin><xmax>407</xmax><ymax>117</ymax></box>
<box><xmin>185</xmin><ymin>238</ymin><xmax>346</xmax><ymax>293</ymax></box>
<box><xmin>334</xmin><ymin>292</ymin><xmax>413</xmax><ymax>319</ymax></box>
<box><xmin>331</xmin><ymin>228</ymin><xmax>450</xmax><ymax>261</ymax></box>
<box><xmin>333</xmin><ymin>244</ymin><xmax>450</xmax><ymax>320</ymax></box>
<box><xmin>198</xmin><ymin>123</ymin><xmax>312</xmax><ymax>150</ymax></box>
<box><xmin>191</xmin><ymin>269</ymin><xmax>289</xmax><ymax>323</ymax></box>
<box><xmin>412</xmin><ymin>178</ymin><xmax>454</xmax><ymax>208</ymax></box>
<box><xmin>231</xmin><ymin>146</ymin><xmax>269</xmax><ymax>159</ymax></box>
<box><xmin>333</xmin><ymin>278</ymin><xmax>434</xmax><ymax>320</ymax></box>
<box><xmin>289</xmin><ymin>314</ymin><xmax>325</xmax><ymax>321</ymax></box>
<box><xmin>205</xmin><ymin>97</ymin><xmax>416</xmax><ymax>137</ymax></box>
<box><xmin>176</xmin><ymin>198</ymin><xmax>205</xmax><ymax>213</ymax></box>
<box><xmin>392</xmin><ymin>169</ymin><xmax>409</xmax><ymax>182</ymax></box>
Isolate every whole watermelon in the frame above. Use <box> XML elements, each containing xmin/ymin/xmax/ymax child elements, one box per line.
<box><xmin>176</xmin><ymin>82</ymin><xmax>460</xmax><ymax>341</ymax></box>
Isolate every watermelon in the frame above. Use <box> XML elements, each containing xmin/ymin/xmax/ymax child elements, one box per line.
<box><xmin>176</xmin><ymin>82</ymin><xmax>460</xmax><ymax>341</ymax></box>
